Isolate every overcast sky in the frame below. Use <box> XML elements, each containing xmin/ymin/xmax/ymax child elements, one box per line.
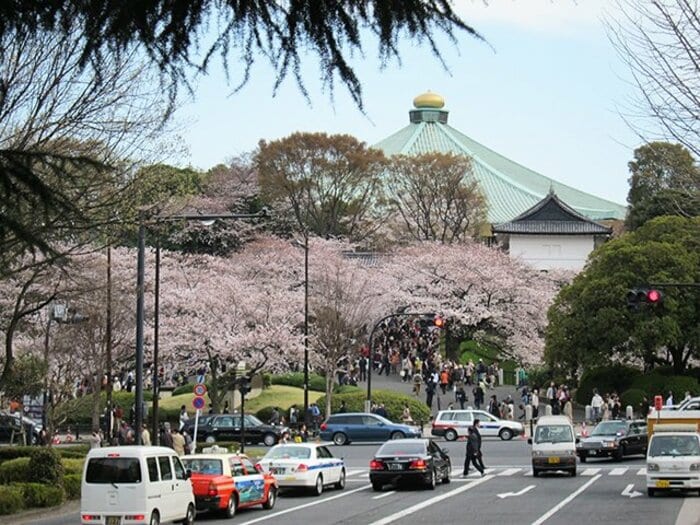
<box><xmin>176</xmin><ymin>0</ymin><xmax>641</xmax><ymax>205</ymax></box>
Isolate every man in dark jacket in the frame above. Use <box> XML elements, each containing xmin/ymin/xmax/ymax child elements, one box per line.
<box><xmin>463</xmin><ymin>419</ymin><xmax>485</xmax><ymax>476</ymax></box>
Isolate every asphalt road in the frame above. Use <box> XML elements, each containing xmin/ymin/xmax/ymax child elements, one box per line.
<box><xmin>18</xmin><ymin>437</ymin><xmax>700</xmax><ymax>525</ymax></box>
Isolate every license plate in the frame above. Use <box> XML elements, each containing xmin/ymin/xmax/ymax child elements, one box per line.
<box><xmin>388</xmin><ymin>463</ymin><xmax>404</xmax><ymax>471</ymax></box>
<box><xmin>548</xmin><ymin>457</ymin><xmax>560</xmax><ymax>464</ymax></box>
<box><xmin>271</xmin><ymin>467</ymin><xmax>286</xmax><ymax>474</ymax></box>
<box><xmin>106</xmin><ymin>517</ymin><xmax>121</xmax><ymax>525</ymax></box>
<box><xmin>655</xmin><ymin>480</ymin><xmax>670</xmax><ymax>488</ymax></box>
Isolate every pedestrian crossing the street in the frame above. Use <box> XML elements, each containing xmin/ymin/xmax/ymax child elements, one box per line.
<box><xmin>344</xmin><ymin>466</ymin><xmax>646</xmax><ymax>481</ymax></box>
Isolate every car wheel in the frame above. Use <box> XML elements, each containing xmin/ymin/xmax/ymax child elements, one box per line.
<box><xmin>263</xmin><ymin>488</ymin><xmax>277</xmax><ymax>509</ymax></box>
<box><xmin>570</xmin><ymin>468</ymin><xmax>577</xmax><ymax>477</ymax></box>
<box><xmin>579</xmin><ymin>453</ymin><xmax>587</xmax><ymax>463</ymax></box>
<box><xmin>263</xmin><ymin>433</ymin><xmax>277</xmax><ymax>447</ymax></box>
<box><xmin>180</xmin><ymin>503</ymin><xmax>195</xmax><ymax>525</ymax></box>
<box><xmin>390</xmin><ymin>431</ymin><xmax>405</xmax><ymax>440</ymax></box>
<box><xmin>225</xmin><ymin>494</ymin><xmax>237</xmax><ymax>518</ymax></box>
<box><xmin>335</xmin><ymin>469</ymin><xmax>346</xmax><ymax>490</ymax></box>
<box><xmin>205</xmin><ymin>435</ymin><xmax>216</xmax><ymax>444</ymax></box>
<box><xmin>499</xmin><ymin>428</ymin><xmax>513</xmax><ymax>441</ymax></box>
<box><xmin>444</xmin><ymin>429</ymin><xmax>458</xmax><ymax>442</ymax></box>
<box><xmin>426</xmin><ymin>468</ymin><xmax>437</xmax><ymax>490</ymax></box>
<box><xmin>312</xmin><ymin>475</ymin><xmax>324</xmax><ymax>496</ymax></box>
<box><xmin>614</xmin><ymin>446</ymin><xmax>624</xmax><ymax>461</ymax></box>
<box><xmin>333</xmin><ymin>432</ymin><xmax>348</xmax><ymax>446</ymax></box>
<box><xmin>532</xmin><ymin>468</ymin><xmax>539</xmax><ymax>478</ymax></box>
<box><xmin>647</xmin><ymin>488</ymin><xmax>655</xmax><ymax>497</ymax></box>
<box><xmin>372</xmin><ymin>482</ymin><xmax>383</xmax><ymax>492</ymax></box>
<box><xmin>149</xmin><ymin>510</ymin><xmax>160</xmax><ymax>525</ymax></box>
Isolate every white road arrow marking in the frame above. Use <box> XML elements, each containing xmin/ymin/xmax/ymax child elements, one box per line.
<box><xmin>498</xmin><ymin>484</ymin><xmax>536</xmax><ymax>499</ymax></box>
<box><xmin>621</xmin><ymin>484</ymin><xmax>643</xmax><ymax>498</ymax></box>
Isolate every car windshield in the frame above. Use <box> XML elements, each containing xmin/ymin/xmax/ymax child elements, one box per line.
<box><xmin>245</xmin><ymin>415</ymin><xmax>264</xmax><ymax>426</ymax></box>
<box><xmin>649</xmin><ymin>435</ymin><xmax>700</xmax><ymax>457</ymax></box>
<box><xmin>535</xmin><ymin>425</ymin><xmax>573</xmax><ymax>444</ymax></box>
<box><xmin>181</xmin><ymin>458</ymin><xmax>223</xmax><ymax>475</ymax></box>
<box><xmin>591</xmin><ymin>421</ymin><xmax>627</xmax><ymax>436</ymax></box>
<box><xmin>377</xmin><ymin>442</ymin><xmax>426</xmax><ymax>456</ymax></box>
<box><xmin>86</xmin><ymin>457</ymin><xmax>142</xmax><ymax>484</ymax></box>
<box><xmin>265</xmin><ymin>446</ymin><xmax>311</xmax><ymax>460</ymax></box>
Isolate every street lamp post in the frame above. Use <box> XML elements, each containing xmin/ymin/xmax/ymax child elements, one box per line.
<box><xmin>303</xmin><ymin>233</ymin><xmax>309</xmax><ymax>424</ymax></box>
<box><xmin>135</xmin><ymin>210</ymin><xmax>267</xmax><ymax>445</ymax></box>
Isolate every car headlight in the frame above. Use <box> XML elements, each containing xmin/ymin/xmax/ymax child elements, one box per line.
<box><xmin>690</xmin><ymin>464</ymin><xmax>700</xmax><ymax>471</ymax></box>
<box><xmin>605</xmin><ymin>441</ymin><xmax>617</xmax><ymax>448</ymax></box>
<box><xmin>647</xmin><ymin>463</ymin><xmax>659</xmax><ymax>472</ymax></box>
<box><xmin>564</xmin><ymin>450</ymin><xmax>575</xmax><ymax>456</ymax></box>
<box><xmin>532</xmin><ymin>451</ymin><xmax>543</xmax><ymax>457</ymax></box>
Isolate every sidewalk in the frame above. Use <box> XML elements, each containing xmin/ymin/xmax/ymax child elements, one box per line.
<box><xmin>5</xmin><ymin>500</ymin><xmax>79</xmax><ymax>525</ymax></box>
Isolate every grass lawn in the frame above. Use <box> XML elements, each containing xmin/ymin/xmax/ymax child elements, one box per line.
<box><xmin>157</xmin><ymin>385</ymin><xmax>323</xmax><ymax>414</ymax></box>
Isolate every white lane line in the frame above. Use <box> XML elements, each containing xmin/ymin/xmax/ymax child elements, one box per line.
<box><xmin>530</xmin><ymin>475</ymin><xmax>602</xmax><ymax>525</ymax></box>
<box><xmin>368</xmin><ymin>475</ymin><xmax>494</xmax><ymax>525</ymax></box>
<box><xmin>581</xmin><ymin>468</ymin><xmax>601</xmax><ymax>476</ymax></box>
<box><xmin>238</xmin><ymin>484</ymin><xmax>371</xmax><ymax>525</ymax></box>
<box><xmin>372</xmin><ymin>490</ymin><xmax>396</xmax><ymax>500</ymax></box>
<box><xmin>637</xmin><ymin>468</ymin><xmax>647</xmax><ymax>476</ymax></box>
<box><xmin>497</xmin><ymin>468</ymin><xmax>521</xmax><ymax>477</ymax></box>
<box><xmin>347</xmin><ymin>469</ymin><xmax>367</xmax><ymax>477</ymax></box>
<box><xmin>609</xmin><ymin>467</ymin><xmax>627</xmax><ymax>476</ymax></box>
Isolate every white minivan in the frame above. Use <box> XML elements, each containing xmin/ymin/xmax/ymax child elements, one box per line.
<box><xmin>81</xmin><ymin>446</ymin><xmax>195</xmax><ymax>525</ymax></box>
<box><xmin>529</xmin><ymin>415</ymin><xmax>578</xmax><ymax>477</ymax></box>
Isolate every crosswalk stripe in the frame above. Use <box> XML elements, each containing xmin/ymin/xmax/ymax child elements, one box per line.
<box><xmin>497</xmin><ymin>468</ymin><xmax>521</xmax><ymax>476</ymax></box>
<box><xmin>347</xmin><ymin>469</ymin><xmax>367</xmax><ymax>477</ymax></box>
<box><xmin>581</xmin><ymin>468</ymin><xmax>601</xmax><ymax>476</ymax></box>
<box><xmin>609</xmin><ymin>468</ymin><xmax>627</xmax><ymax>476</ymax></box>
<box><xmin>637</xmin><ymin>468</ymin><xmax>646</xmax><ymax>476</ymax></box>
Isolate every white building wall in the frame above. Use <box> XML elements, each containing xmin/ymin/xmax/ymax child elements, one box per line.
<box><xmin>508</xmin><ymin>234</ymin><xmax>595</xmax><ymax>271</ymax></box>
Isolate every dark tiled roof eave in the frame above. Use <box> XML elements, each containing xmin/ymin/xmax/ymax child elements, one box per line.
<box><xmin>492</xmin><ymin>220</ymin><xmax>612</xmax><ymax>235</ymax></box>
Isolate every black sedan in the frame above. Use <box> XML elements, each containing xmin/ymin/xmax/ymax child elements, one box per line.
<box><xmin>191</xmin><ymin>413</ymin><xmax>288</xmax><ymax>447</ymax></box>
<box><xmin>369</xmin><ymin>438</ymin><xmax>451</xmax><ymax>491</ymax></box>
<box><xmin>577</xmin><ymin>419</ymin><xmax>648</xmax><ymax>462</ymax></box>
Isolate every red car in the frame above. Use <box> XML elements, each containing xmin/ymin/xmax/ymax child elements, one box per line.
<box><xmin>182</xmin><ymin>452</ymin><xmax>277</xmax><ymax>518</ymax></box>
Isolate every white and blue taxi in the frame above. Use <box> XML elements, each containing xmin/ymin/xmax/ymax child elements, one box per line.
<box><xmin>431</xmin><ymin>409</ymin><xmax>524</xmax><ymax>441</ymax></box>
<box><xmin>258</xmin><ymin>443</ymin><xmax>346</xmax><ymax>496</ymax></box>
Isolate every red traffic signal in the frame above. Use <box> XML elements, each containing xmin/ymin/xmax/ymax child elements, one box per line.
<box><xmin>646</xmin><ymin>289</ymin><xmax>662</xmax><ymax>304</ymax></box>
<box><xmin>433</xmin><ymin>316</ymin><xmax>445</xmax><ymax>328</ymax></box>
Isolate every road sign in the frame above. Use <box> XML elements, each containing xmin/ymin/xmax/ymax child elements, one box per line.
<box><xmin>192</xmin><ymin>396</ymin><xmax>205</xmax><ymax>410</ymax></box>
<box><xmin>193</xmin><ymin>383</ymin><xmax>207</xmax><ymax>397</ymax></box>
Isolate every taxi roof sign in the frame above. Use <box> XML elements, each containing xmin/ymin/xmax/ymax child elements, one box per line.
<box><xmin>653</xmin><ymin>423</ymin><xmax>699</xmax><ymax>433</ymax></box>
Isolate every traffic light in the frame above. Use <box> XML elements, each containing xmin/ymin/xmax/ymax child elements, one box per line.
<box><xmin>627</xmin><ymin>287</ymin><xmax>663</xmax><ymax>311</ymax></box>
<box><xmin>433</xmin><ymin>315</ymin><xmax>445</xmax><ymax>328</ymax></box>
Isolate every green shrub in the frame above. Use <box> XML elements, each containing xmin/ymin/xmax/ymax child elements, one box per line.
<box><xmin>28</xmin><ymin>448</ymin><xmax>64</xmax><ymax>486</ymax></box>
<box><xmin>0</xmin><ymin>457</ymin><xmax>30</xmax><ymax>484</ymax></box>
<box><xmin>58</xmin><ymin>445</ymin><xmax>89</xmax><ymax>459</ymax></box>
<box><xmin>575</xmin><ymin>365</ymin><xmax>642</xmax><ymax>405</ymax></box>
<box><xmin>663</xmin><ymin>376</ymin><xmax>699</xmax><ymax>398</ymax></box>
<box><xmin>0</xmin><ymin>446</ymin><xmax>35</xmax><ymax>463</ymax></box>
<box><xmin>54</xmin><ymin>390</ymin><xmax>153</xmax><ymax>425</ymax></box>
<box><xmin>255</xmin><ymin>406</ymin><xmax>276</xmax><ymax>424</ymax></box>
<box><xmin>0</xmin><ymin>486</ymin><xmax>25</xmax><ymax>515</ymax></box>
<box><xmin>317</xmin><ymin>389</ymin><xmax>431</xmax><ymax>424</ymax></box>
<box><xmin>620</xmin><ymin>389</ymin><xmax>646</xmax><ymax>410</ymax></box>
<box><xmin>630</xmin><ymin>373</ymin><xmax>699</xmax><ymax>399</ymax></box>
<box><xmin>171</xmin><ymin>382</ymin><xmax>212</xmax><ymax>397</ymax></box>
<box><xmin>335</xmin><ymin>385</ymin><xmax>361</xmax><ymax>395</ymax></box>
<box><xmin>63</xmin><ymin>474</ymin><xmax>81</xmax><ymax>500</ymax></box>
<box><xmin>16</xmin><ymin>482</ymin><xmax>65</xmax><ymax>508</ymax></box>
<box><xmin>61</xmin><ymin>458</ymin><xmax>84</xmax><ymax>476</ymax></box>
<box><xmin>270</xmin><ymin>373</ymin><xmax>326</xmax><ymax>392</ymax></box>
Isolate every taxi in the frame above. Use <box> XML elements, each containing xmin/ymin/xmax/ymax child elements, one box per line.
<box><xmin>646</xmin><ymin>424</ymin><xmax>700</xmax><ymax>497</ymax></box>
<box><xmin>258</xmin><ymin>442</ymin><xmax>346</xmax><ymax>496</ymax></box>
<box><xmin>181</xmin><ymin>447</ymin><xmax>277</xmax><ymax>518</ymax></box>
<box><xmin>431</xmin><ymin>409</ymin><xmax>524</xmax><ymax>441</ymax></box>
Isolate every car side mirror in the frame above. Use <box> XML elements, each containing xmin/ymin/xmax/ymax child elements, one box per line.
<box><xmin>185</xmin><ymin>469</ymin><xmax>192</xmax><ymax>480</ymax></box>
<box><xmin>575</xmin><ymin>438</ymin><xmax>580</xmax><ymax>444</ymax></box>
<box><xmin>527</xmin><ymin>438</ymin><xmax>533</xmax><ymax>445</ymax></box>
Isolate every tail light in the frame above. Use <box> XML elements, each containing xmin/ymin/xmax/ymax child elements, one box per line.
<box><xmin>296</xmin><ymin>464</ymin><xmax>309</xmax><ymax>472</ymax></box>
<box><xmin>81</xmin><ymin>516</ymin><xmax>101</xmax><ymax>522</ymax></box>
<box><xmin>320</xmin><ymin>423</ymin><xmax>328</xmax><ymax>431</ymax></box>
<box><xmin>125</xmin><ymin>515</ymin><xmax>145</xmax><ymax>521</ymax></box>
<box><xmin>369</xmin><ymin>460</ymin><xmax>385</xmax><ymax>470</ymax></box>
<box><xmin>208</xmin><ymin>483</ymin><xmax>218</xmax><ymax>497</ymax></box>
<box><xmin>409</xmin><ymin>459</ymin><xmax>427</xmax><ymax>470</ymax></box>
<box><xmin>254</xmin><ymin>463</ymin><xmax>264</xmax><ymax>473</ymax></box>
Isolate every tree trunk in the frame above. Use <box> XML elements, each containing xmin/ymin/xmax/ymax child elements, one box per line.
<box><xmin>325</xmin><ymin>373</ymin><xmax>333</xmax><ymax>420</ymax></box>
<box><xmin>91</xmin><ymin>380</ymin><xmax>102</xmax><ymax>432</ymax></box>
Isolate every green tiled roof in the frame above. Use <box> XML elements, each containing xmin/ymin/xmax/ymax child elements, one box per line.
<box><xmin>373</xmin><ymin>110</ymin><xmax>626</xmax><ymax>224</ymax></box>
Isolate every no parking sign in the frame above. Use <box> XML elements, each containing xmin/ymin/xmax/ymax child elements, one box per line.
<box><xmin>192</xmin><ymin>396</ymin><xmax>205</xmax><ymax>410</ymax></box>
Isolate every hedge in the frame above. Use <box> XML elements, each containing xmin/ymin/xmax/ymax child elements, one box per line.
<box><xmin>15</xmin><ymin>482</ymin><xmax>65</xmax><ymax>508</ymax></box>
<box><xmin>620</xmin><ymin>389</ymin><xmax>646</xmax><ymax>411</ymax></box>
<box><xmin>0</xmin><ymin>446</ymin><xmax>37</xmax><ymax>463</ymax></box>
<box><xmin>0</xmin><ymin>457</ymin><xmax>30</xmax><ymax>484</ymax></box>
<box><xmin>335</xmin><ymin>385</ymin><xmax>362</xmax><ymax>395</ymax></box>
<box><xmin>61</xmin><ymin>458</ymin><xmax>85</xmax><ymax>476</ymax></box>
<box><xmin>317</xmin><ymin>389</ymin><xmax>431</xmax><ymax>424</ymax></box>
<box><xmin>171</xmin><ymin>382</ymin><xmax>211</xmax><ymax>397</ymax></box>
<box><xmin>630</xmin><ymin>373</ymin><xmax>699</xmax><ymax>399</ymax></box>
<box><xmin>0</xmin><ymin>486</ymin><xmax>24</xmax><ymax>515</ymax></box>
<box><xmin>28</xmin><ymin>448</ymin><xmax>64</xmax><ymax>486</ymax></box>
<box><xmin>575</xmin><ymin>365</ymin><xmax>642</xmax><ymax>405</ymax></box>
<box><xmin>63</xmin><ymin>474</ymin><xmax>81</xmax><ymax>500</ymax></box>
<box><xmin>271</xmin><ymin>373</ymin><xmax>326</xmax><ymax>392</ymax></box>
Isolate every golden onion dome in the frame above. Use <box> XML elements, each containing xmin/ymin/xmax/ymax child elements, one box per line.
<box><xmin>412</xmin><ymin>91</ymin><xmax>445</xmax><ymax>109</ymax></box>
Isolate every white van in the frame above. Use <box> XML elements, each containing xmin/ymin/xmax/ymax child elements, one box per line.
<box><xmin>81</xmin><ymin>446</ymin><xmax>195</xmax><ymax>525</ymax></box>
<box><xmin>646</xmin><ymin>425</ymin><xmax>700</xmax><ymax>497</ymax></box>
<box><xmin>528</xmin><ymin>415</ymin><xmax>578</xmax><ymax>477</ymax></box>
